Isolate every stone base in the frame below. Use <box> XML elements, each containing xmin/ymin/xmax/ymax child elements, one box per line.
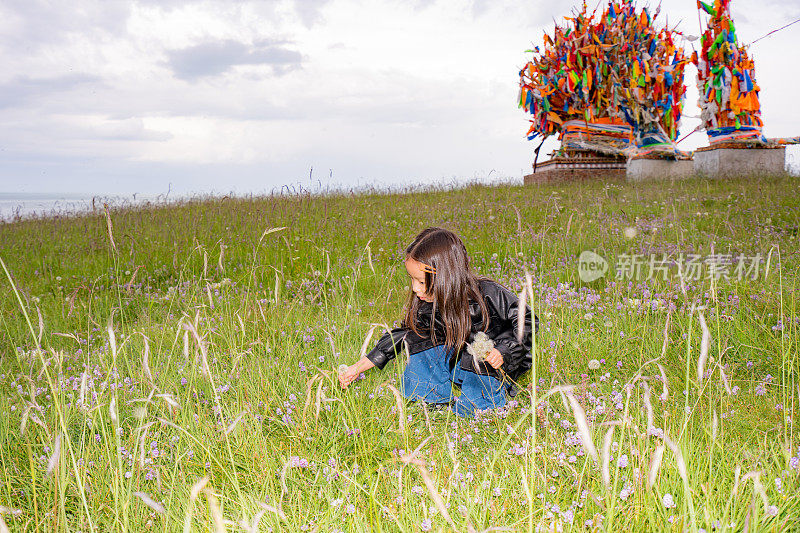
<box><xmin>694</xmin><ymin>145</ymin><xmax>786</xmax><ymax>177</ymax></box>
<box><xmin>524</xmin><ymin>154</ymin><xmax>626</xmax><ymax>184</ymax></box>
<box><xmin>626</xmin><ymin>158</ymin><xmax>694</xmax><ymax>181</ymax></box>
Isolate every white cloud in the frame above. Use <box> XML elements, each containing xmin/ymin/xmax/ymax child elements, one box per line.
<box><xmin>165</xmin><ymin>39</ymin><xmax>303</xmax><ymax>80</ymax></box>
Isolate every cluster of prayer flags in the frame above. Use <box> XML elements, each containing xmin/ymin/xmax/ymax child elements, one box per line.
<box><xmin>518</xmin><ymin>0</ymin><xmax>688</xmax><ymax>156</ymax></box>
<box><xmin>692</xmin><ymin>0</ymin><xmax>765</xmax><ymax>144</ymax></box>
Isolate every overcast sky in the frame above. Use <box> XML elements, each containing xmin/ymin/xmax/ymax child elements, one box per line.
<box><xmin>1</xmin><ymin>0</ymin><xmax>798</xmax><ymax>196</ymax></box>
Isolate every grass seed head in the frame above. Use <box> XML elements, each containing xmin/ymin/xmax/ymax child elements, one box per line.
<box><xmin>258</xmin><ymin>503</ymin><xmax>287</xmax><ymax>522</ymax></box>
<box><xmin>516</xmin><ymin>289</ymin><xmax>527</xmax><ymax>343</ymax></box>
<box><xmin>141</xmin><ymin>333</ymin><xmax>153</xmax><ymax>385</ymax></box>
<box><xmin>217</xmin><ymin>244</ymin><xmax>225</xmax><ymax>272</ymax></box>
<box><xmin>647</xmin><ymin>445</ymin><xmax>665</xmax><ymax>489</ymax></box>
<box><xmin>657</xmin><ymin>363</ymin><xmax>669</xmax><ymax>401</ymax></box>
<box><xmin>109</xmin><ymin>397</ymin><xmax>118</xmax><ymax>425</ymax></box>
<box><xmin>182</xmin><ymin>320</ymin><xmax>210</xmax><ymax>377</ymax></box>
<box><xmin>103</xmin><ymin>203</ymin><xmax>116</xmax><ymax>252</ymax></box>
<box><xmin>204</xmin><ymin>488</ymin><xmax>225</xmax><ymax>533</ymax></box>
<box><xmin>45</xmin><ymin>432</ymin><xmax>61</xmax><ymax>477</ymax></box>
<box><xmin>189</xmin><ymin>476</ymin><xmax>209</xmax><ymax>502</ymax></box>
<box><xmin>360</xmin><ymin>324</ymin><xmax>379</xmax><ymax>359</ymax></box>
<box><xmin>717</xmin><ymin>362</ymin><xmax>733</xmax><ymax>395</ymax></box>
<box><xmin>413</xmin><ymin>461</ymin><xmax>457</xmax><ymax>530</ymax></box>
<box><xmin>302</xmin><ymin>374</ymin><xmax>321</xmax><ymax>423</ymax></box>
<box><xmin>712</xmin><ymin>410</ymin><xmax>719</xmax><ymax>442</ymax></box>
<box><xmin>663</xmin><ymin>434</ymin><xmax>687</xmax><ymax>482</ymax></box>
<box><xmin>384</xmin><ymin>383</ymin><xmax>407</xmax><ymax>433</ymax></box>
<box><xmin>602</xmin><ymin>426</ymin><xmax>615</xmax><ymax>490</ymax></box>
<box><xmin>108</xmin><ymin>323</ymin><xmax>117</xmax><ymax>360</ymax></box>
<box><xmin>133</xmin><ymin>492</ymin><xmax>165</xmax><ymax>514</ymax></box>
<box><xmin>562</xmin><ymin>390</ymin><xmax>598</xmax><ymax>462</ymax></box>
<box><xmin>239</xmin><ymin>509</ymin><xmax>266</xmax><ymax>533</ymax></box>
<box><xmin>224</xmin><ymin>412</ymin><xmax>246</xmax><ymax>436</ymax></box>
<box><xmin>156</xmin><ymin>393</ymin><xmax>180</xmax><ymax>410</ymax></box>
<box><xmin>697</xmin><ymin>311</ymin><xmax>710</xmax><ymax>383</ymax></box>
<box><xmin>314</xmin><ymin>377</ymin><xmax>326</xmax><ymax>421</ymax></box>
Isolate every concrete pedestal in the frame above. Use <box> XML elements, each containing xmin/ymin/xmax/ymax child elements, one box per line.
<box><xmin>524</xmin><ymin>154</ymin><xmax>626</xmax><ymax>184</ymax></box>
<box><xmin>626</xmin><ymin>158</ymin><xmax>694</xmax><ymax>181</ymax></box>
<box><xmin>694</xmin><ymin>145</ymin><xmax>786</xmax><ymax>177</ymax></box>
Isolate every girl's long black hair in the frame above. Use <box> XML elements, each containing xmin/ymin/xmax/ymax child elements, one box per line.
<box><xmin>403</xmin><ymin>227</ymin><xmax>489</xmax><ymax>352</ymax></box>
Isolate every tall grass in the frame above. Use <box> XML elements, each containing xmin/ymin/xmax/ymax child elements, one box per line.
<box><xmin>0</xmin><ymin>175</ymin><xmax>798</xmax><ymax>531</ymax></box>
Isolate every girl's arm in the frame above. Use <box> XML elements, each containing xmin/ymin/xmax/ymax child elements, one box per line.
<box><xmin>364</xmin><ymin>327</ymin><xmax>411</xmax><ymax>369</ymax></box>
<box><xmin>338</xmin><ymin>327</ymin><xmax>410</xmax><ymax>389</ymax></box>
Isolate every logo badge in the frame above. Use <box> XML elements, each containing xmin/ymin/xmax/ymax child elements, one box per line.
<box><xmin>578</xmin><ymin>251</ymin><xmax>608</xmax><ymax>282</ymax></box>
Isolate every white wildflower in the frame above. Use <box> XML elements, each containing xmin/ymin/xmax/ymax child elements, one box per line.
<box><xmin>662</xmin><ymin>493</ymin><xmax>676</xmax><ymax>509</ymax></box>
<box><xmin>466</xmin><ymin>332</ymin><xmax>494</xmax><ymax>364</ymax></box>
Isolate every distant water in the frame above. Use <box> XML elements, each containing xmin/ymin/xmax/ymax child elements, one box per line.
<box><xmin>0</xmin><ymin>193</ymin><xmax>159</xmax><ymax>222</ymax></box>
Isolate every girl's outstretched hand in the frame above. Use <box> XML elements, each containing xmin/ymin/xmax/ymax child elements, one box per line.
<box><xmin>338</xmin><ymin>357</ymin><xmax>376</xmax><ymax>389</ymax></box>
<box><xmin>338</xmin><ymin>365</ymin><xmax>361</xmax><ymax>388</ymax></box>
<box><xmin>485</xmin><ymin>348</ymin><xmax>504</xmax><ymax>369</ymax></box>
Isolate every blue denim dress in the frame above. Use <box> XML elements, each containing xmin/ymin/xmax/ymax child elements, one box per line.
<box><xmin>400</xmin><ymin>344</ymin><xmax>507</xmax><ymax>417</ymax></box>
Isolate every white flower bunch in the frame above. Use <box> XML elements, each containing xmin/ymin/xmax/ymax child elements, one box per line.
<box><xmin>467</xmin><ymin>331</ymin><xmax>494</xmax><ymax>363</ymax></box>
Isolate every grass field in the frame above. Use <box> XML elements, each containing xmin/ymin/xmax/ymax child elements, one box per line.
<box><xmin>0</xmin><ymin>175</ymin><xmax>798</xmax><ymax>532</ymax></box>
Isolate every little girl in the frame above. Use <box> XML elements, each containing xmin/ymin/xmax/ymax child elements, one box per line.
<box><xmin>338</xmin><ymin>227</ymin><xmax>538</xmax><ymax>417</ymax></box>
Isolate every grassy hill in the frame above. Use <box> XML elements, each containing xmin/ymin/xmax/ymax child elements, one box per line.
<box><xmin>0</xmin><ymin>175</ymin><xmax>798</xmax><ymax>531</ymax></box>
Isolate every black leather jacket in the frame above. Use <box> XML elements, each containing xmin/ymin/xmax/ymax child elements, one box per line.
<box><xmin>365</xmin><ymin>279</ymin><xmax>539</xmax><ymax>383</ymax></box>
